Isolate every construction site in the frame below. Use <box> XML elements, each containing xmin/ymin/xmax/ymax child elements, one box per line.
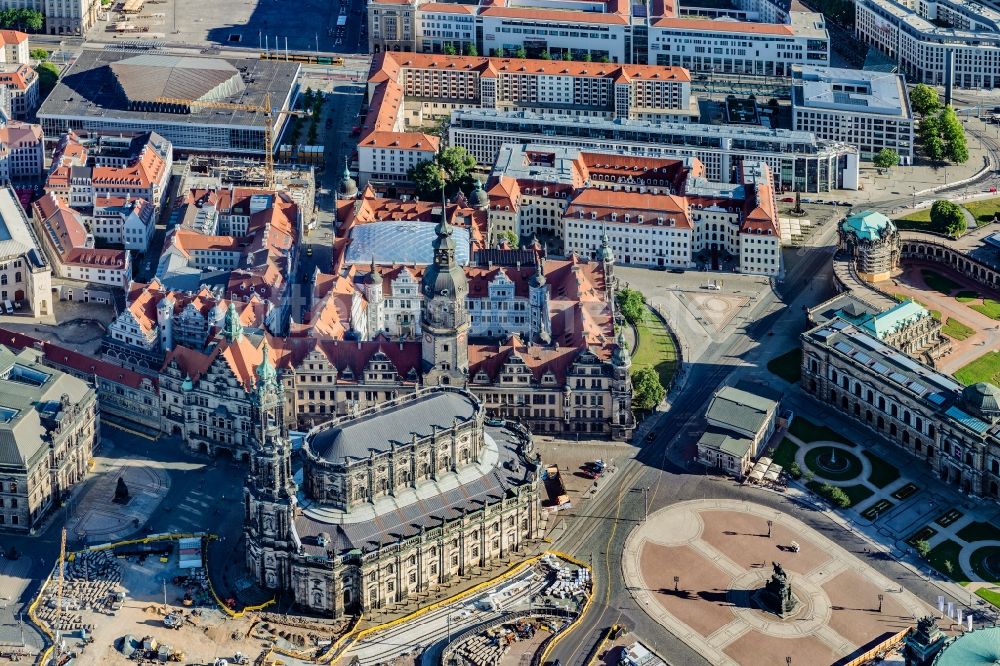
<box><xmin>28</xmin><ymin>534</ymin><xmax>351</xmax><ymax>666</ymax></box>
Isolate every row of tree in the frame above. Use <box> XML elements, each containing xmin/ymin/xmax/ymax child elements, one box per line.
<box><xmin>615</xmin><ymin>288</ymin><xmax>667</xmax><ymax>411</ymax></box>
<box><xmin>0</xmin><ymin>9</ymin><xmax>42</xmax><ymax>32</ymax></box>
<box><xmin>910</xmin><ymin>84</ymin><xmax>969</xmax><ymax>164</ymax></box>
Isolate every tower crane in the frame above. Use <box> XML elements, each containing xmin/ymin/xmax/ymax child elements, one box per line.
<box><xmin>152</xmin><ymin>93</ymin><xmax>310</xmax><ymax>188</ymax></box>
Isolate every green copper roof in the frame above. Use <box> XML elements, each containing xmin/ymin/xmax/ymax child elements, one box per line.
<box><xmin>842</xmin><ymin>210</ymin><xmax>895</xmax><ymax>241</ymax></box>
<box><xmin>861</xmin><ymin>300</ymin><xmax>927</xmax><ymax>338</ymax></box>
<box><xmin>934</xmin><ymin>628</ymin><xmax>1000</xmax><ymax>666</ymax></box>
<box><xmin>256</xmin><ymin>341</ymin><xmax>277</xmax><ymax>387</ymax></box>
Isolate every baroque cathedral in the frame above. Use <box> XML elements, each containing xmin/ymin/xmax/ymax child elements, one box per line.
<box><xmin>244</xmin><ymin>217</ymin><xmax>542</xmax><ymax>615</ymax></box>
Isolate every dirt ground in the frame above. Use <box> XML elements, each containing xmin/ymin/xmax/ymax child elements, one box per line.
<box><xmin>46</xmin><ymin>555</ymin><xmax>259</xmax><ymax>666</ymax></box>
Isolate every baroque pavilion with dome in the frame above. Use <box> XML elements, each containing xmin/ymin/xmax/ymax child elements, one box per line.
<box><xmin>243</xmin><ymin>211</ymin><xmax>543</xmax><ymax>616</ymax></box>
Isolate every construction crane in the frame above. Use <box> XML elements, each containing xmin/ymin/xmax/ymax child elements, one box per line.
<box><xmin>152</xmin><ymin>93</ymin><xmax>310</xmax><ymax>188</ymax></box>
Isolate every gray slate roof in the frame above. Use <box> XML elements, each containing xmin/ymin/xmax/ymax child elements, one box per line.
<box><xmin>296</xmin><ymin>427</ymin><xmax>532</xmax><ymax>554</ymax></box>
<box><xmin>706</xmin><ymin>386</ymin><xmax>777</xmax><ymax>435</ymax></box>
<box><xmin>0</xmin><ymin>346</ymin><xmax>92</xmax><ymax>469</ymax></box>
<box><xmin>697</xmin><ymin>427</ymin><xmax>753</xmax><ymax>458</ymax></box>
<box><xmin>308</xmin><ymin>391</ymin><xmax>479</xmax><ymax>462</ymax></box>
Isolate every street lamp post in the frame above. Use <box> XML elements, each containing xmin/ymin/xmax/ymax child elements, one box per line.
<box><xmin>767</xmin><ymin>520</ymin><xmax>773</xmax><ymax>538</ymax></box>
<box><xmin>673</xmin><ymin>575</ymin><xmax>680</xmax><ymax>592</ymax></box>
<box><xmin>878</xmin><ymin>593</ymin><xmax>884</xmax><ymax>613</ymax></box>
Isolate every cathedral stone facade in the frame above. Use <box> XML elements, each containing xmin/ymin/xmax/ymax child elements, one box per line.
<box><xmin>244</xmin><ymin>214</ymin><xmax>541</xmax><ymax>616</ymax></box>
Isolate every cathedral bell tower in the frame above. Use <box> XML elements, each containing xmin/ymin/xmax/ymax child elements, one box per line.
<box><xmin>244</xmin><ymin>341</ymin><xmax>298</xmax><ymax>592</ymax></box>
<box><xmin>420</xmin><ymin>201</ymin><xmax>470</xmax><ymax>386</ymax></box>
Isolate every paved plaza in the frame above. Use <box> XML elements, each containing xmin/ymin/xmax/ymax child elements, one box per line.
<box><xmin>622</xmin><ymin>500</ymin><xmax>933</xmax><ymax>666</ymax></box>
<box><xmin>63</xmin><ymin>452</ymin><xmax>170</xmax><ymax>545</ymax></box>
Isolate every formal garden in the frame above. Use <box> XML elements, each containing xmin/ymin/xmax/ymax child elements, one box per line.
<box><xmin>769</xmin><ymin>417</ymin><xmax>1000</xmax><ymax>607</ymax></box>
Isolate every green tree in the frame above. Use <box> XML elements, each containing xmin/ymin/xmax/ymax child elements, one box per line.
<box><xmin>307</xmin><ymin>123</ymin><xmax>318</xmax><ymax>145</ymax></box>
<box><xmin>540</xmin><ymin>50</ymin><xmax>551</xmax><ymax>60</ymax></box>
<box><xmin>930</xmin><ymin>199</ymin><xmax>966</xmax><ymax>236</ymax></box>
<box><xmin>497</xmin><ymin>230</ymin><xmax>519</xmax><ymax>247</ymax></box>
<box><xmin>582</xmin><ymin>53</ymin><xmax>592</xmax><ymax>62</ymax></box>
<box><xmin>873</xmin><ymin>148</ymin><xmax>900</xmax><ymax>170</ymax></box>
<box><xmin>819</xmin><ymin>483</ymin><xmax>851</xmax><ymax>509</ymax></box>
<box><xmin>29</xmin><ymin>48</ymin><xmax>48</xmax><ymax>61</ymax></box>
<box><xmin>615</xmin><ymin>288</ymin><xmax>646</xmax><ymax>325</ymax></box>
<box><xmin>914</xmin><ymin>539</ymin><xmax>931</xmax><ymax>559</ymax></box>
<box><xmin>408</xmin><ymin>160</ymin><xmax>445</xmax><ymax>200</ymax></box>
<box><xmin>943</xmin><ymin>560</ymin><xmax>955</xmax><ymax>576</ymax></box>
<box><xmin>925</xmin><ymin>134</ymin><xmax>945</xmax><ymax>161</ymax></box>
<box><xmin>948</xmin><ymin>141</ymin><xmax>970</xmax><ymax>164</ymax></box>
<box><xmin>442</xmin><ymin>43</ymin><xmax>457</xmax><ymax>56</ymax></box>
<box><xmin>631</xmin><ymin>366</ymin><xmax>665</xmax><ymax>411</ymax></box>
<box><xmin>438</xmin><ymin>145</ymin><xmax>476</xmax><ymax>182</ymax></box>
<box><xmin>35</xmin><ymin>61</ymin><xmax>59</xmax><ymax>97</ymax></box>
<box><xmin>787</xmin><ymin>461</ymin><xmax>802</xmax><ymax>480</ymax></box>
<box><xmin>303</xmin><ymin>87</ymin><xmax>314</xmax><ymax>108</ymax></box>
<box><xmin>909</xmin><ymin>83</ymin><xmax>940</xmax><ymax>115</ymax></box>
<box><xmin>514</xmin><ymin>47</ymin><xmax>527</xmax><ymax>59</ymax></box>
<box><xmin>464</xmin><ymin>43</ymin><xmax>477</xmax><ymax>56</ymax></box>
<box><xmin>600</xmin><ymin>55</ymin><xmax>610</xmax><ymax>63</ymax></box>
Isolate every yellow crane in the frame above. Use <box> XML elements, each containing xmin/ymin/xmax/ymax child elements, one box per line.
<box><xmin>153</xmin><ymin>94</ymin><xmax>310</xmax><ymax>188</ymax></box>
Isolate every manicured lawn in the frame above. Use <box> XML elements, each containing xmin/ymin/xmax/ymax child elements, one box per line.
<box><xmin>632</xmin><ymin>305</ymin><xmax>679</xmax><ymax>390</ymax></box>
<box><xmin>766</xmin><ymin>348</ymin><xmax>802</xmax><ymax>384</ymax></box>
<box><xmin>804</xmin><ymin>446</ymin><xmax>864</xmax><ymax>481</ymax></box>
<box><xmin>971</xmin><ymin>299</ymin><xmax>1000</xmax><ymax>320</ymax></box>
<box><xmin>956</xmin><ymin>290</ymin><xmax>981</xmax><ymax>303</ymax></box>
<box><xmin>927</xmin><ymin>539</ymin><xmax>969</xmax><ymax>584</ymax></box>
<box><xmin>907</xmin><ymin>526</ymin><xmax>939</xmax><ymax>545</ymax></box>
<box><xmin>935</xmin><ymin>509</ymin><xmax>964</xmax><ymax>528</ymax></box>
<box><xmin>805</xmin><ymin>481</ymin><xmax>873</xmax><ymax>507</ymax></box>
<box><xmin>863</xmin><ymin>451</ymin><xmax>900</xmax><ymax>488</ymax></box>
<box><xmin>843</xmin><ymin>484</ymin><xmax>875</xmax><ymax>507</ymax></box>
<box><xmin>962</xmin><ymin>197</ymin><xmax>1000</xmax><ymax>225</ymax></box>
<box><xmin>770</xmin><ymin>438</ymin><xmax>799</xmax><ymax>469</ymax></box>
<box><xmin>788</xmin><ymin>417</ymin><xmax>852</xmax><ymax>445</ymax></box>
<box><xmin>894</xmin><ymin>209</ymin><xmax>933</xmax><ymax>229</ymax></box>
<box><xmin>977</xmin><ymin>587</ymin><xmax>1000</xmax><ymax>609</ymax></box>
<box><xmin>956</xmin><ymin>521</ymin><xmax>1000</xmax><ymax>543</ymax></box>
<box><xmin>942</xmin><ymin>317</ymin><xmax>976</xmax><ymax>341</ymax></box>
<box><xmin>969</xmin><ymin>545</ymin><xmax>1000</xmax><ymax>583</ymax></box>
<box><xmin>955</xmin><ymin>351</ymin><xmax>1000</xmax><ymax>387</ymax></box>
<box><xmin>921</xmin><ymin>269</ymin><xmax>962</xmax><ymax>295</ymax></box>
<box><xmin>860</xmin><ymin>499</ymin><xmax>893</xmax><ymax>520</ymax></box>
<box><xmin>892</xmin><ymin>483</ymin><xmax>919</xmax><ymax>501</ymax></box>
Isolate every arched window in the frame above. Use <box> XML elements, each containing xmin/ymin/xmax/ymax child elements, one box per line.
<box><xmin>878</xmin><ymin>396</ymin><xmax>886</xmax><ymax>411</ymax></box>
<box><xmin>991</xmin><ymin>459</ymin><xmax>999</xmax><ymax>475</ymax></box>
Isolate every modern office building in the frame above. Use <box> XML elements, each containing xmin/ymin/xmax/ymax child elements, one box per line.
<box><xmin>369</xmin><ymin>0</ymin><xmax>828</xmax><ymax>71</ymax></box>
<box><xmin>648</xmin><ymin>4</ymin><xmax>830</xmax><ymax>75</ymax></box>
<box><xmin>37</xmin><ymin>50</ymin><xmax>300</xmax><ymax>155</ymax></box>
<box><xmin>450</xmin><ymin>108</ymin><xmax>858</xmax><ymax>192</ymax></box>
<box><xmin>792</xmin><ymin>65</ymin><xmax>914</xmax><ymax>164</ymax></box>
<box><xmin>855</xmin><ymin>0</ymin><xmax>1000</xmax><ymax>88</ymax></box>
